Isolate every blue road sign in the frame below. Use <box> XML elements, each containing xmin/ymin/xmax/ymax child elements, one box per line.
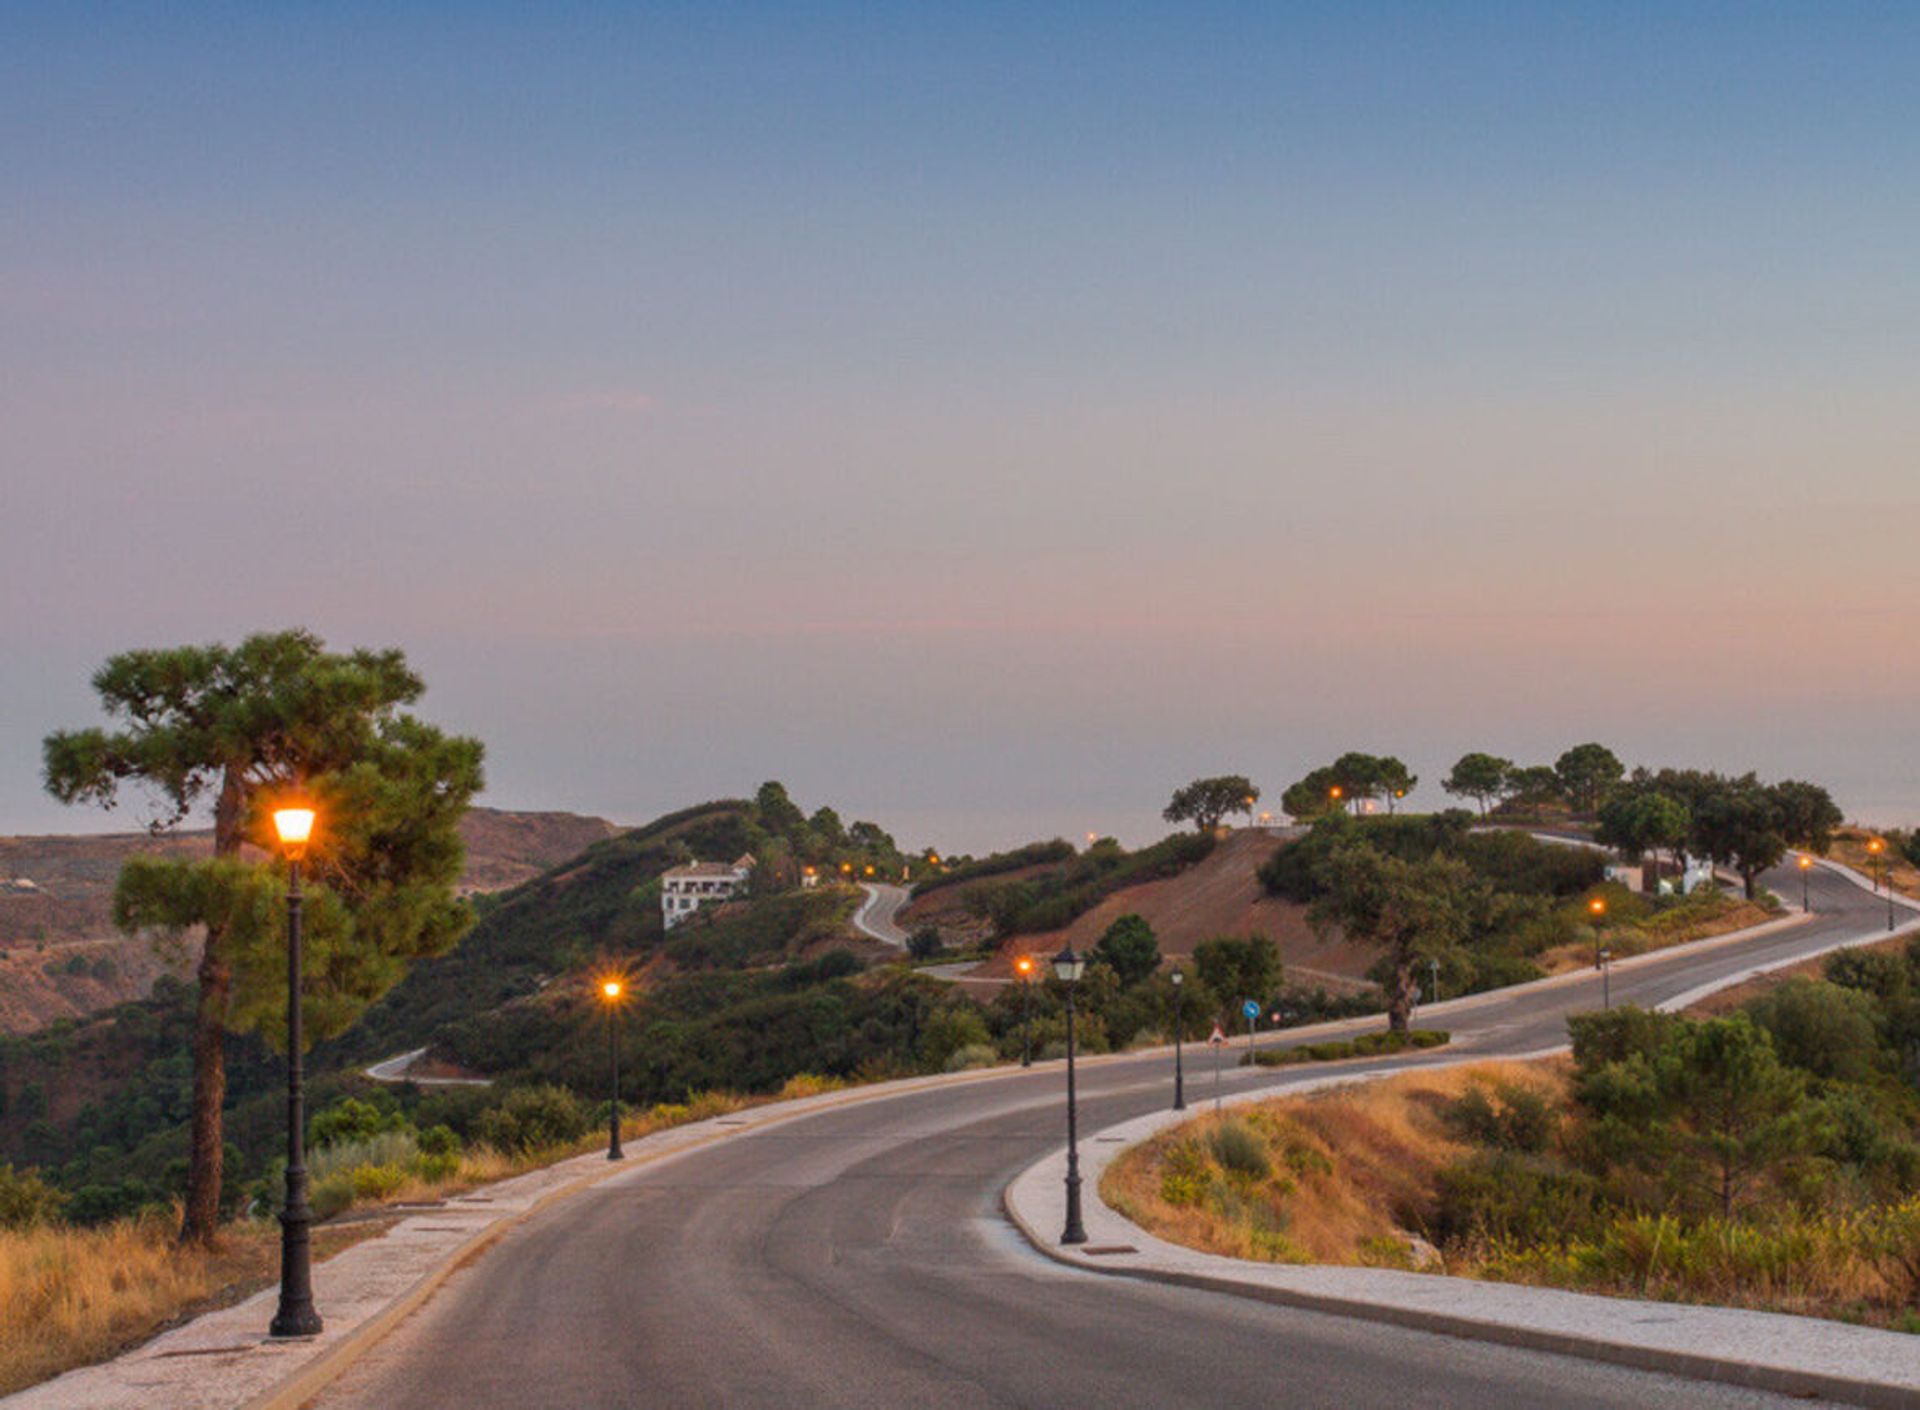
<box><xmin>1241</xmin><ymin>999</ymin><xmax>1259</xmax><ymax>1019</ymax></box>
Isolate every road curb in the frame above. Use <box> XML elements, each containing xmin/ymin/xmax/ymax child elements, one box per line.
<box><xmin>1000</xmin><ymin>863</ymin><xmax>1920</xmax><ymax>1410</ymax></box>
<box><xmin>1003</xmin><ymin>1176</ymin><xmax>1917</xmax><ymax>1410</ymax></box>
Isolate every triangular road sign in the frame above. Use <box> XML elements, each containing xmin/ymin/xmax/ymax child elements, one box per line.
<box><xmin>1207</xmin><ymin>1024</ymin><xmax>1226</xmax><ymax>1046</ymax></box>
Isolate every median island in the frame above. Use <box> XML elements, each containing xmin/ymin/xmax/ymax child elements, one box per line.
<box><xmin>1103</xmin><ymin>940</ymin><xmax>1920</xmax><ymax>1333</ymax></box>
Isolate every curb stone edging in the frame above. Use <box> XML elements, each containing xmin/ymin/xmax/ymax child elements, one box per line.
<box><xmin>1001</xmin><ymin>867</ymin><xmax>1920</xmax><ymax>1410</ymax></box>
<box><xmin>1002</xmin><ymin>1067</ymin><xmax>1920</xmax><ymax>1410</ymax></box>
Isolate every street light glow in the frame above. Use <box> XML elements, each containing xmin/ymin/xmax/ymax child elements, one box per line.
<box><xmin>272</xmin><ymin>805</ymin><xmax>316</xmax><ymax>856</ymax></box>
<box><xmin>601</xmin><ymin>979</ymin><xmax>622</xmax><ymax>1001</ymax></box>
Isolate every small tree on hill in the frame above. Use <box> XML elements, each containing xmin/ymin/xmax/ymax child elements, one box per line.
<box><xmin>1281</xmin><ymin>767</ymin><xmax>1342</xmax><ymax>822</ymax></box>
<box><xmin>1192</xmin><ymin>935</ymin><xmax>1280</xmax><ymax>1015</ymax></box>
<box><xmin>1444</xmin><ymin>753</ymin><xmax>1513</xmax><ymax>817</ymax></box>
<box><xmin>1310</xmin><ymin>845</ymin><xmax>1479</xmax><ymax>1031</ymax></box>
<box><xmin>1092</xmin><ymin>913</ymin><xmax>1160</xmax><ymax>987</ymax></box>
<box><xmin>1554</xmin><ymin>743</ymin><xmax>1625</xmax><ymax>816</ymax></box>
<box><xmin>1691</xmin><ymin>785</ymin><xmax>1786</xmax><ymax>900</ymax></box>
<box><xmin>1163</xmin><ymin>776</ymin><xmax>1258</xmax><ymax>832</ymax></box>
<box><xmin>1597</xmin><ymin>791</ymin><xmax>1691</xmax><ymax>889</ymax></box>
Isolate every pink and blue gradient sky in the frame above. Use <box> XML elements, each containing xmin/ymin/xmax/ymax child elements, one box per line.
<box><xmin>4</xmin><ymin>4</ymin><xmax>1917</xmax><ymax>848</ymax></box>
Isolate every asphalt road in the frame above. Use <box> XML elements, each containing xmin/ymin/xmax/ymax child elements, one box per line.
<box><xmin>321</xmin><ymin>864</ymin><xmax>1911</xmax><ymax>1409</ymax></box>
<box><xmin>853</xmin><ymin>883</ymin><xmax>913</xmax><ymax>946</ymax></box>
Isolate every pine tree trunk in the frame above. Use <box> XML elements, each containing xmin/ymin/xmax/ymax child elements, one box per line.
<box><xmin>179</xmin><ymin>768</ymin><xmax>243</xmax><ymax>1247</ymax></box>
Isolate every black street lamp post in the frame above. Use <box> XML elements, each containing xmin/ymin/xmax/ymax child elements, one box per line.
<box><xmin>269</xmin><ymin>804</ymin><xmax>322</xmax><ymax>1340</ymax></box>
<box><xmin>1054</xmin><ymin>943</ymin><xmax>1087</xmax><ymax>1245</ymax></box>
<box><xmin>1799</xmin><ymin>855</ymin><xmax>1813</xmax><ymax>914</ymax></box>
<box><xmin>602</xmin><ymin>980</ymin><xmax>625</xmax><ymax>1160</ymax></box>
<box><xmin>1171</xmin><ymin>969</ymin><xmax>1186</xmax><ymax>1111</ymax></box>
<box><xmin>1599</xmin><ymin>948</ymin><xmax>1612</xmax><ymax>1010</ymax></box>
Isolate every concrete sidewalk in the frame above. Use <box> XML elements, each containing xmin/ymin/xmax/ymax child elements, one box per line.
<box><xmin>1003</xmin><ymin>1068</ymin><xmax>1920</xmax><ymax>1410</ymax></box>
<box><xmin>1</xmin><ymin>1065</ymin><xmax>1031</xmax><ymax>1410</ymax></box>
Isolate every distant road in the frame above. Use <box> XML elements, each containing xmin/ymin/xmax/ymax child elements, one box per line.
<box><xmin>363</xmin><ymin>1047</ymin><xmax>490</xmax><ymax>1087</ymax></box>
<box><xmin>319</xmin><ymin>858</ymin><xmax>1913</xmax><ymax>1409</ymax></box>
<box><xmin>853</xmin><ymin>882</ymin><xmax>912</xmax><ymax>946</ymax></box>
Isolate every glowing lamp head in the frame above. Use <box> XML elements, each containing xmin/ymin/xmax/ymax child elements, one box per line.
<box><xmin>272</xmin><ymin>805</ymin><xmax>316</xmax><ymax>858</ymax></box>
<box><xmin>1170</xmin><ymin>968</ymin><xmax>1183</xmax><ymax>987</ymax></box>
<box><xmin>1798</xmin><ymin>855</ymin><xmax>1813</xmax><ymax>871</ymax></box>
<box><xmin>1329</xmin><ymin>786</ymin><xmax>1343</xmax><ymax>800</ymax></box>
<box><xmin>863</xmin><ymin>863</ymin><xmax>875</xmax><ymax>876</ymax></box>
<box><xmin>1052</xmin><ymin>944</ymin><xmax>1085</xmax><ymax>985</ymax></box>
<box><xmin>1588</xmin><ymin>897</ymin><xmax>1607</xmax><ymax>918</ymax></box>
<box><xmin>601</xmin><ymin>979</ymin><xmax>623</xmax><ymax>1001</ymax></box>
<box><xmin>1869</xmin><ymin>839</ymin><xmax>1885</xmax><ymax>855</ymax></box>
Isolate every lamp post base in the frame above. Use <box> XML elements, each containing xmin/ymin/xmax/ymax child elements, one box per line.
<box><xmin>1061</xmin><ymin>1172</ymin><xmax>1087</xmax><ymax>1246</ymax></box>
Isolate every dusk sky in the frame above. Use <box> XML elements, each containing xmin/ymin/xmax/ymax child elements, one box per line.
<box><xmin>5</xmin><ymin>4</ymin><xmax>1917</xmax><ymax>849</ymax></box>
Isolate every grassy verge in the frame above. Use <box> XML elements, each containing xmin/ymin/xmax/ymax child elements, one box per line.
<box><xmin>1101</xmin><ymin>1060</ymin><xmax>1920</xmax><ymax>1330</ymax></box>
<box><xmin>0</xmin><ymin>1079</ymin><xmax>833</xmax><ymax>1395</ymax></box>
<box><xmin>0</xmin><ymin>1213</ymin><xmax>388</xmax><ymax>1396</ymax></box>
<box><xmin>1245</xmin><ymin>1029</ymin><xmax>1449</xmax><ymax>1067</ymax></box>
<box><xmin>1831</xmin><ymin>828</ymin><xmax>1920</xmax><ymax>904</ymax></box>
<box><xmin>1537</xmin><ymin>889</ymin><xmax>1775</xmax><ymax>975</ymax></box>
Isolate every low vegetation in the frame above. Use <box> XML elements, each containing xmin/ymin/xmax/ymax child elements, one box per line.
<box><xmin>1109</xmin><ymin>936</ymin><xmax>1920</xmax><ymax>1330</ymax></box>
<box><xmin>1246</xmin><ymin>1029</ymin><xmax>1449</xmax><ymax>1066</ymax></box>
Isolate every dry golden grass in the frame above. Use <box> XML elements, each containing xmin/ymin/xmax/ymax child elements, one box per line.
<box><xmin>0</xmin><ymin>1211</ymin><xmax>383</xmax><ymax>1396</ymax></box>
<box><xmin>1831</xmin><ymin>828</ymin><xmax>1920</xmax><ymax>903</ymax></box>
<box><xmin>1103</xmin><ymin>1062</ymin><xmax>1565</xmax><ymax>1267</ymax></box>
<box><xmin>1536</xmin><ymin>896</ymin><xmax>1774</xmax><ymax>976</ymax></box>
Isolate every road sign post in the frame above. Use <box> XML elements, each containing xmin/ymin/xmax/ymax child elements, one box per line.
<box><xmin>1242</xmin><ymin>998</ymin><xmax>1258</xmax><ymax>1060</ymax></box>
<box><xmin>1208</xmin><ymin>1023</ymin><xmax>1226</xmax><ymax>1111</ymax></box>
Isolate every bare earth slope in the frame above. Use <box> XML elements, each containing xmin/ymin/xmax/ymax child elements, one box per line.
<box><xmin>979</xmin><ymin>829</ymin><xmax>1375</xmax><ymax>992</ymax></box>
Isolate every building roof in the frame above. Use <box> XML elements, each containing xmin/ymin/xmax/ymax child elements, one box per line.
<box><xmin>662</xmin><ymin>855</ymin><xmax>756</xmax><ymax>881</ymax></box>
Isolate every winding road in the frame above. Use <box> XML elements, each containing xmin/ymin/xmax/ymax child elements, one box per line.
<box><xmin>319</xmin><ymin>862</ymin><xmax>1914</xmax><ymax>1409</ymax></box>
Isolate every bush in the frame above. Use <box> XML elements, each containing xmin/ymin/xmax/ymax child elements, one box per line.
<box><xmin>1208</xmin><ymin>1121</ymin><xmax>1271</xmax><ymax>1181</ymax></box>
<box><xmin>470</xmin><ymin>1084</ymin><xmax>589</xmax><ymax>1154</ymax></box>
<box><xmin>310</xmin><ymin>1095</ymin><xmax>409</xmax><ymax>1149</ymax></box>
<box><xmin>907</xmin><ymin>927</ymin><xmax>945</xmax><ymax>961</ymax></box>
<box><xmin>1247</xmin><ymin>1029</ymin><xmax>1449</xmax><ymax>1066</ymax></box>
<box><xmin>413</xmin><ymin>1152</ymin><xmax>461</xmax><ymax>1183</ymax></box>
<box><xmin>920</xmin><ymin>1004</ymin><xmax>992</xmax><ymax>1071</ymax></box>
<box><xmin>417</xmin><ymin>1124</ymin><xmax>461</xmax><ymax>1157</ymax></box>
<box><xmin>1445</xmin><ymin>1082</ymin><xmax>1555</xmax><ymax>1154</ymax></box>
<box><xmin>1433</xmin><ymin>1151</ymin><xmax>1602</xmax><ymax>1247</ymax></box>
<box><xmin>0</xmin><ymin>1163</ymin><xmax>66</xmax><ymax>1228</ymax></box>
<box><xmin>311</xmin><ymin>1171</ymin><xmax>357</xmax><ymax>1221</ymax></box>
<box><xmin>943</xmin><ymin>1043</ymin><xmax>999</xmax><ymax>1072</ymax></box>
<box><xmin>349</xmin><ymin>1163</ymin><xmax>408</xmax><ymax>1200</ymax></box>
<box><xmin>1746</xmin><ymin>980</ymin><xmax>1884</xmax><ymax>1083</ymax></box>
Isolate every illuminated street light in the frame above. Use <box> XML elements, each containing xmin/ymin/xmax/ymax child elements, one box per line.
<box><xmin>1868</xmin><ymin>839</ymin><xmax>1894</xmax><ymax>931</ymax></box>
<box><xmin>1588</xmin><ymin>895</ymin><xmax>1607</xmax><ymax>970</ymax></box>
<box><xmin>1014</xmin><ymin>954</ymin><xmax>1036</xmax><ymax>1067</ymax></box>
<box><xmin>1797</xmin><ymin>854</ymin><xmax>1814</xmax><ymax>914</ymax></box>
<box><xmin>268</xmin><ymin>800</ymin><xmax>322</xmax><ymax>1339</ymax></box>
<box><xmin>600</xmin><ymin>978</ymin><xmax>626</xmax><ymax>1160</ymax></box>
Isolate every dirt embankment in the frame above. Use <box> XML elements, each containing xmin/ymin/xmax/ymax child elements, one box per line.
<box><xmin>954</xmin><ymin>830</ymin><xmax>1374</xmax><ymax>993</ymax></box>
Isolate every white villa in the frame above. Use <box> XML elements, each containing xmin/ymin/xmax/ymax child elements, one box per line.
<box><xmin>660</xmin><ymin>854</ymin><xmax>755</xmax><ymax>929</ymax></box>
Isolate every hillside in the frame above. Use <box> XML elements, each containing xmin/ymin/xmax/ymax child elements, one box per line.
<box><xmin>0</xmin><ymin>807</ymin><xmax>618</xmax><ymax>1034</ymax></box>
<box><xmin>906</xmin><ymin>828</ymin><xmax>1376</xmax><ymax>993</ymax></box>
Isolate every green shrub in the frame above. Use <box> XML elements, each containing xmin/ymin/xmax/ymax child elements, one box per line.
<box><xmin>417</xmin><ymin>1123</ymin><xmax>461</xmax><ymax>1157</ymax></box>
<box><xmin>349</xmin><ymin>1163</ymin><xmax>408</xmax><ymax>1200</ymax></box>
<box><xmin>1445</xmin><ymin>1082</ymin><xmax>1555</xmax><ymax>1154</ymax></box>
<box><xmin>309</xmin><ymin>1129</ymin><xmax>420</xmax><ymax>1185</ymax></box>
<box><xmin>413</xmin><ymin>1151</ymin><xmax>460</xmax><ymax>1183</ymax></box>
<box><xmin>1248</xmin><ymin>1029</ymin><xmax>1449</xmax><ymax>1066</ymax></box>
<box><xmin>471</xmin><ymin>1084</ymin><xmax>589</xmax><ymax>1154</ymax></box>
<box><xmin>310</xmin><ymin>1095</ymin><xmax>409</xmax><ymax>1149</ymax></box>
<box><xmin>1433</xmin><ymin>1151</ymin><xmax>1602</xmax><ymax>1247</ymax></box>
<box><xmin>1208</xmin><ymin>1121</ymin><xmax>1271</xmax><ymax>1181</ymax></box>
<box><xmin>311</xmin><ymin>1171</ymin><xmax>357</xmax><ymax>1220</ymax></box>
<box><xmin>943</xmin><ymin>1043</ymin><xmax>998</xmax><ymax>1072</ymax></box>
<box><xmin>0</xmin><ymin>1163</ymin><xmax>66</xmax><ymax>1228</ymax></box>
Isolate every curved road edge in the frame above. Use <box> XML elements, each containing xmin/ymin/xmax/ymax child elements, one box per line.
<box><xmin>1001</xmin><ymin>882</ymin><xmax>1920</xmax><ymax>1409</ymax></box>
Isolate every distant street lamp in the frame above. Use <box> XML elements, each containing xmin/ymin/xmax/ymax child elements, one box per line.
<box><xmin>1868</xmin><ymin>839</ymin><xmax>1894</xmax><ymax>932</ymax></box>
<box><xmin>268</xmin><ymin>802</ymin><xmax>322</xmax><ymax>1340</ymax></box>
<box><xmin>1053</xmin><ymin>943</ymin><xmax>1087</xmax><ymax>1245</ymax></box>
<box><xmin>1329</xmin><ymin>785</ymin><xmax>1344</xmax><ymax>816</ymax></box>
<box><xmin>1014</xmin><ymin>954</ymin><xmax>1036</xmax><ymax>1067</ymax></box>
<box><xmin>1599</xmin><ymin>948</ymin><xmax>1613</xmax><ymax>1010</ymax></box>
<box><xmin>600</xmin><ymin>979</ymin><xmax>625</xmax><ymax>1160</ymax></box>
<box><xmin>1798</xmin><ymin>854</ymin><xmax>1814</xmax><ymax>914</ymax></box>
<box><xmin>1428</xmin><ymin>956</ymin><xmax>1440</xmax><ymax>1007</ymax></box>
<box><xmin>1588</xmin><ymin>895</ymin><xmax>1607</xmax><ymax>970</ymax></box>
<box><xmin>1170</xmin><ymin>968</ymin><xmax>1186</xmax><ymax>1111</ymax></box>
